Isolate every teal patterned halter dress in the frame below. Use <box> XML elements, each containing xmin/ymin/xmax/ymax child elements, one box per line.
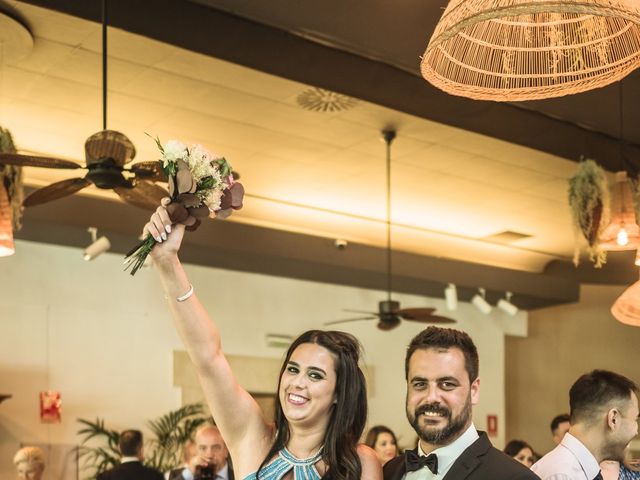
<box><xmin>242</xmin><ymin>447</ymin><xmax>323</xmax><ymax>480</ymax></box>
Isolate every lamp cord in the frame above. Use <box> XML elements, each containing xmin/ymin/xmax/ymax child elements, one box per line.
<box><xmin>383</xmin><ymin>130</ymin><xmax>396</xmax><ymax>303</ymax></box>
<box><xmin>102</xmin><ymin>0</ymin><xmax>107</xmax><ymax>131</ymax></box>
<box><xmin>619</xmin><ymin>81</ymin><xmax>625</xmax><ymax>174</ymax></box>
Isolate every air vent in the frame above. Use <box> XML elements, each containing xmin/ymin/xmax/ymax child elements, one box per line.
<box><xmin>296</xmin><ymin>87</ymin><xmax>358</xmax><ymax>112</ymax></box>
<box><xmin>483</xmin><ymin>230</ymin><xmax>532</xmax><ymax>244</ymax></box>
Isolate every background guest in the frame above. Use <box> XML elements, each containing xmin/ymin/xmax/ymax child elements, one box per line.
<box><xmin>504</xmin><ymin>439</ymin><xmax>536</xmax><ymax>468</ymax></box>
<box><xmin>97</xmin><ymin>429</ymin><xmax>163</xmax><ymax>480</ymax></box>
<box><xmin>167</xmin><ymin>440</ymin><xmax>197</xmax><ymax>480</ymax></box>
<box><xmin>14</xmin><ymin>446</ymin><xmax>45</xmax><ymax>480</ymax></box>
<box><xmin>550</xmin><ymin>413</ymin><xmax>570</xmax><ymax>446</ymax></box>
<box><xmin>365</xmin><ymin>425</ymin><xmax>398</xmax><ymax>466</ymax></box>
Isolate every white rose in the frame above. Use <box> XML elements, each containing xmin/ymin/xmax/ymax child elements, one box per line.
<box><xmin>189</xmin><ymin>144</ymin><xmax>212</xmax><ymax>165</ymax></box>
<box><xmin>162</xmin><ymin>140</ymin><xmax>187</xmax><ymax>165</ymax></box>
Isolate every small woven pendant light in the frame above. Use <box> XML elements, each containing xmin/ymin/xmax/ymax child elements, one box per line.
<box><xmin>599</xmin><ymin>171</ymin><xmax>640</xmax><ymax>250</ymax></box>
<box><xmin>421</xmin><ymin>0</ymin><xmax>640</xmax><ymax>101</ymax></box>
<box><xmin>0</xmin><ymin>182</ymin><xmax>15</xmax><ymax>256</ymax></box>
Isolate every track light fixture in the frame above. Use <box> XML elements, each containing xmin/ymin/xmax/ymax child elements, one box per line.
<box><xmin>444</xmin><ymin>283</ymin><xmax>458</xmax><ymax>311</ymax></box>
<box><xmin>83</xmin><ymin>227</ymin><xmax>110</xmax><ymax>261</ymax></box>
<box><xmin>497</xmin><ymin>291</ymin><xmax>518</xmax><ymax>316</ymax></box>
<box><xmin>471</xmin><ymin>288</ymin><xmax>492</xmax><ymax>315</ymax></box>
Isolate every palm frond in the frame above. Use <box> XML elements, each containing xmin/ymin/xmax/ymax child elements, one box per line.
<box><xmin>77</xmin><ymin>403</ymin><xmax>207</xmax><ymax>477</ymax></box>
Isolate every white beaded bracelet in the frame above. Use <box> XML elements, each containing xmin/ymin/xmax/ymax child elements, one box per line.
<box><xmin>176</xmin><ymin>284</ymin><xmax>194</xmax><ymax>302</ymax></box>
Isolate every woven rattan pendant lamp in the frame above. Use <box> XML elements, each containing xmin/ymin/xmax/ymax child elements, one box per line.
<box><xmin>421</xmin><ymin>0</ymin><xmax>640</xmax><ymax>101</ymax></box>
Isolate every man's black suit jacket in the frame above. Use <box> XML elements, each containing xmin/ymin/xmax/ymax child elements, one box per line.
<box><xmin>97</xmin><ymin>460</ymin><xmax>164</xmax><ymax>480</ymax></box>
<box><xmin>383</xmin><ymin>432</ymin><xmax>540</xmax><ymax>480</ymax></box>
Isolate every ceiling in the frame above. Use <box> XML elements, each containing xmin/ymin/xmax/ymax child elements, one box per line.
<box><xmin>2</xmin><ymin>0</ymin><xmax>639</xmax><ymax>308</ymax></box>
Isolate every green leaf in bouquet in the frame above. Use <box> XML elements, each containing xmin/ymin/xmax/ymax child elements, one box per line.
<box><xmin>197</xmin><ymin>176</ymin><xmax>216</xmax><ymax>191</ymax></box>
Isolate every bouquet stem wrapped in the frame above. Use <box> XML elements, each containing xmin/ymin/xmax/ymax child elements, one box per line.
<box><xmin>124</xmin><ymin>137</ymin><xmax>244</xmax><ymax>275</ymax></box>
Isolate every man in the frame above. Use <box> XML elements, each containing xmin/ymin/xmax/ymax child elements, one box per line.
<box><xmin>550</xmin><ymin>414</ymin><xmax>571</xmax><ymax>446</ymax></box>
<box><xmin>384</xmin><ymin>326</ymin><xmax>539</xmax><ymax>480</ymax></box>
<box><xmin>97</xmin><ymin>429</ymin><xmax>164</xmax><ymax>480</ymax></box>
<box><xmin>185</xmin><ymin>425</ymin><xmax>234</xmax><ymax>480</ymax></box>
<box><xmin>532</xmin><ymin>370</ymin><xmax>639</xmax><ymax>480</ymax></box>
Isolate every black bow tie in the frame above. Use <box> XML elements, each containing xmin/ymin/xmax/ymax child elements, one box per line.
<box><xmin>593</xmin><ymin>472</ymin><xmax>603</xmax><ymax>480</ymax></box>
<box><xmin>405</xmin><ymin>450</ymin><xmax>438</xmax><ymax>474</ymax></box>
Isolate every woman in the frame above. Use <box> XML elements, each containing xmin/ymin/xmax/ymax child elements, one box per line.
<box><xmin>364</xmin><ymin>426</ymin><xmax>398</xmax><ymax>466</ymax></box>
<box><xmin>14</xmin><ymin>446</ymin><xmax>45</xmax><ymax>480</ymax></box>
<box><xmin>145</xmin><ymin>201</ymin><xmax>381</xmax><ymax>480</ymax></box>
<box><xmin>503</xmin><ymin>440</ymin><xmax>535</xmax><ymax>468</ymax></box>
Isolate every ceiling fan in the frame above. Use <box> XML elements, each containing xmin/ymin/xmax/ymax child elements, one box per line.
<box><xmin>0</xmin><ymin>0</ymin><xmax>168</xmax><ymax>211</ymax></box>
<box><xmin>326</xmin><ymin>130</ymin><xmax>455</xmax><ymax>331</ymax></box>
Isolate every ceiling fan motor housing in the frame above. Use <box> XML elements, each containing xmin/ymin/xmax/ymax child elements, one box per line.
<box><xmin>379</xmin><ymin>300</ymin><xmax>400</xmax><ymax>314</ymax></box>
<box><xmin>85</xmin><ymin>130</ymin><xmax>136</xmax><ymax>167</ymax></box>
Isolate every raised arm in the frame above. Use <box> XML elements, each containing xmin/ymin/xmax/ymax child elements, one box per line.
<box><xmin>145</xmin><ymin>201</ymin><xmax>271</xmax><ymax>454</ymax></box>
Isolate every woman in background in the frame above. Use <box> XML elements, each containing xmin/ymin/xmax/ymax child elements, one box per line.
<box><xmin>14</xmin><ymin>446</ymin><xmax>45</xmax><ymax>480</ymax></box>
<box><xmin>364</xmin><ymin>426</ymin><xmax>398</xmax><ymax>466</ymax></box>
<box><xmin>504</xmin><ymin>439</ymin><xmax>535</xmax><ymax>468</ymax></box>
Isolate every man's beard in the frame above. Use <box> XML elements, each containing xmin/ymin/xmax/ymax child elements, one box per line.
<box><xmin>407</xmin><ymin>398</ymin><xmax>472</xmax><ymax>445</ymax></box>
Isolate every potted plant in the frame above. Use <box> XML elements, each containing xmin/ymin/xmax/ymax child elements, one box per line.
<box><xmin>77</xmin><ymin>403</ymin><xmax>208</xmax><ymax>479</ymax></box>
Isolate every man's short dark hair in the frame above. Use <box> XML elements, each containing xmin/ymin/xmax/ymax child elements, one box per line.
<box><xmin>550</xmin><ymin>414</ymin><xmax>570</xmax><ymax>433</ymax></box>
<box><xmin>405</xmin><ymin>326</ymin><xmax>479</xmax><ymax>382</ymax></box>
<box><xmin>119</xmin><ymin>429</ymin><xmax>143</xmax><ymax>457</ymax></box>
<box><xmin>569</xmin><ymin>370</ymin><xmax>638</xmax><ymax>424</ymax></box>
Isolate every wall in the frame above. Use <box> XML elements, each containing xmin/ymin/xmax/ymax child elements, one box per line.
<box><xmin>506</xmin><ymin>283</ymin><xmax>640</xmax><ymax>455</ymax></box>
<box><xmin>0</xmin><ymin>239</ymin><xmax>527</xmax><ymax>478</ymax></box>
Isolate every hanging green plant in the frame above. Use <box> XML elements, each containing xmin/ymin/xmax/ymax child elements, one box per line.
<box><xmin>0</xmin><ymin>126</ymin><xmax>24</xmax><ymax>230</ymax></box>
<box><xmin>568</xmin><ymin>158</ymin><xmax>610</xmax><ymax>267</ymax></box>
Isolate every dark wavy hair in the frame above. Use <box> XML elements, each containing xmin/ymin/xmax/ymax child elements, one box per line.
<box><xmin>364</xmin><ymin>425</ymin><xmax>398</xmax><ymax>452</ymax></box>
<box><xmin>503</xmin><ymin>439</ymin><xmax>532</xmax><ymax>458</ymax></box>
<box><xmin>257</xmin><ymin>330</ymin><xmax>367</xmax><ymax>480</ymax></box>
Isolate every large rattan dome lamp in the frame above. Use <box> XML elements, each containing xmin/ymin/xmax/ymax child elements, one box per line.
<box><xmin>421</xmin><ymin>0</ymin><xmax>640</xmax><ymax>101</ymax></box>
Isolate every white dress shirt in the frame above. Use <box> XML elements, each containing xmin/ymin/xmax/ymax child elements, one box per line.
<box><xmin>120</xmin><ymin>456</ymin><xmax>141</xmax><ymax>464</ymax></box>
<box><xmin>531</xmin><ymin>432</ymin><xmax>601</xmax><ymax>480</ymax></box>
<box><xmin>404</xmin><ymin>424</ymin><xmax>480</xmax><ymax>479</ymax></box>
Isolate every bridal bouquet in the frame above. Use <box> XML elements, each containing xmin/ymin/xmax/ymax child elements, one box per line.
<box><xmin>124</xmin><ymin>137</ymin><xmax>244</xmax><ymax>275</ymax></box>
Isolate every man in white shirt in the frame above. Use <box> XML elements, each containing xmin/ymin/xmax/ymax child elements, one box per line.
<box><xmin>383</xmin><ymin>326</ymin><xmax>539</xmax><ymax>480</ymax></box>
<box><xmin>532</xmin><ymin>370</ymin><xmax>639</xmax><ymax>480</ymax></box>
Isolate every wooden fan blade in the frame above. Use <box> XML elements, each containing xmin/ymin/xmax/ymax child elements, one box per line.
<box><xmin>397</xmin><ymin>308</ymin><xmax>436</xmax><ymax>320</ymax></box>
<box><xmin>114</xmin><ymin>180</ymin><xmax>169</xmax><ymax>211</ymax></box>
<box><xmin>399</xmin><ymin>308</ymin><xmax>456</xmax><ymax>324</ymax></box>
<box><xmin>325</xmin><ymin>316</ymin><xmax>377</xmax><ymax>326</ymax></box>
<box><xmin>343</xmin><ymin>308</ymin><xmax>378</xmax><ymax>315</ymax></box>
<box><xmin>128</xmin><ymin>161</ymin><xmax>166</xmax><ymax>182</ymax></box>
<box><xmin>0</xmin><ymin>153</ymin><xmax>83</xmax><ymax>169</ymax></box>
<box><xmin>23</xmin><ymin>177</ymin><xmax>92</xmax><ymax>206</ymax></box>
